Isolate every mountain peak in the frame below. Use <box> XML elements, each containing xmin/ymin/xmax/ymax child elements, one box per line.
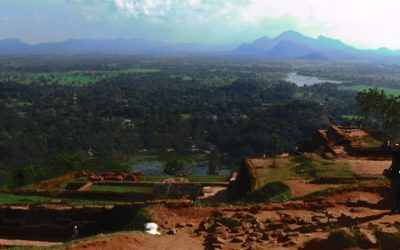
<box><xmin>277</xmin><ymin>30</ymin><xmax>307</xmax><ymax>40</ymax></box>
<box><xmin>0</xmin><ymin>38</ymin><xmax>30</xmax><ymax>53</ymax></box>
<box><xmin>232</xmin><ymin>30</ymin><xmax>362</xmax><ymax>60</ymax></box>
<box><xmin>0</xmin><ymin>38</ymin><xmax>26</xmax><ymax>44</ymax></box>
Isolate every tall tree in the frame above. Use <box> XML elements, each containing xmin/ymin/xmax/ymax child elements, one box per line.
<box><xmin>356</xmin><ymin>88</ymin><xmax>400</xmax><ymax>140</ymax></box>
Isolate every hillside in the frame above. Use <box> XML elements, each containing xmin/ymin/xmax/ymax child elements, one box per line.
<box><xmin>233</xmin><ymin>30</ymin><xmax>399</xmax><ymax>61</ymax></box>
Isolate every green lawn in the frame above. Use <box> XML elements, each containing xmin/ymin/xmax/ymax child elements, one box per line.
<box><xmin>252</xmin><ymin>157</ymin><xmax>297</xmax><ymax>187</ymax></box>
<box><xmin>0</xmin><ymin>193</ymin><xmax>119</xmax><ymax>206</ymax></box>
<box><xmin>0</xmin><ymin>194</ymin><xmax>50</xmax><ymax>204</ymax></box>
<box><xmin>89</xmin><ymin>185</ymin><xmax>153</xmax><ymax>193</ymax></box>
<box><xmin>0</xmin><ymin>193</ymin><xmax>126</xmax><ymax>206</ymax></box>
<box><xmin>64</xmin><ymin>199</ymin><xmax>122</xmax><ymax>206</ymax></box>
<box><xmin>292</xmin><ymin>154</ymin><xmax>354</xmax><ymax>179</ymax></box>
<box><xmin>340</xmin><ymin>85</ymin><xmax>400</xmax><ymax>96</ymax></box>
<box><xmin>249</xmin><ymin>154</ymin><xmax>354</xmax><ymax>189</ymax></box>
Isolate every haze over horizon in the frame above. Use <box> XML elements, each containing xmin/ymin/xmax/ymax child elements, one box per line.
<box><xmin>2</xmin><ymin>0</ymin><xmax>400</xmax><ymax>50</ymax></box>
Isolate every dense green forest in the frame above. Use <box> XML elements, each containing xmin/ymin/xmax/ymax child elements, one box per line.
<box><xmin>1</xmin><ymin>55</ymin><xmax>395</xmax><ymax>187</ymax></box>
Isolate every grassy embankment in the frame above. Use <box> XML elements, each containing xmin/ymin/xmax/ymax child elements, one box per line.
<box><xmin>242</xmin><ymin>154</ymin><xmax>355</xmax><ymax>203</ymax></box>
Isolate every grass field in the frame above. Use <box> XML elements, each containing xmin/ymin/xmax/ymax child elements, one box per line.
<box><xmin>64</xmin><ymin>199</ymin><xmax>122</xmax><ymax>206</ymax></box>
<box><xmin>89</xmin><ymin>185</ymin><xmax>154</xmax><ymax>193</ymax></box>
<box><xmin>339</xmin><ymin>85</ymin><xmax>400</xmax><ymax>96</ymax></box>
<box><xmin>292</xmin><ymin>154</ymin><xmax>354</xmax><ymax>179</ymax></box>
<box><xmin>0</xmin><ymin>193</ymin><xmax>124</xmax><ymax>206</ymax></box>
<box><xmin>0</xmin><ymin>194</ymin><xmax>50</xmax><ymax>204</ymax></box>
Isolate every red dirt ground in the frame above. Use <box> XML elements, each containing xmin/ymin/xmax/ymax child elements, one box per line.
<box><xmin>63</xmin><ymin>184</ymin><xmax>399</xmax><ymax>250</ymax></box>
<box><xmin>66</xmin><ymin>232</ymin><xmax>203</xmax><ymax>250</ymax></box>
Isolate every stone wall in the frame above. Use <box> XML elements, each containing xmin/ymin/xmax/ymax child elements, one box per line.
<box><xmin>153</xmin><ymin>183</ymin><xmax>202</xmax><ymax>199</ymax></box>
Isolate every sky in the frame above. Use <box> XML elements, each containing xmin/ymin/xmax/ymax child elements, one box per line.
<box><xmin>1</xmin><ymin>0</ymin><xmax>400</xmax><ymax>49</ymax></box>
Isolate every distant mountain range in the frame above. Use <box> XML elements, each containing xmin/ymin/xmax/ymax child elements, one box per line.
<box><xmin>233</xmin><ymin>30</ymin><xmax>400</xmax><ymax>61</ymax></box>
<box><xmin>0</xmin><ymin>38</ymin><xmax>236</xmax><ymax>55</ymax></box>
<box><xmin>1</xmin><ymin>30</ymin><xmax>400</xmax><ymax>61</ymax></box>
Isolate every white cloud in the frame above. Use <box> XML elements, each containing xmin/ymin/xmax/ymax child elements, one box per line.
<box><xmin>112</xmin><ymin>0</ymin><xmax>173</xmax><ymax>17</ymax></box>
<box><xmin>64</xmin><ymin>0</ymin><xmax>400</xmax><ymax>48</ymax></box>
<box><xmin>238</xmin><ymin>0</ymin><xmax>400</xmax><ymax>49</ymax></box>
<box><xmin>186</xmin><ymin>0</ymin><xmax>201</xmax><ymax>7</ymax></box>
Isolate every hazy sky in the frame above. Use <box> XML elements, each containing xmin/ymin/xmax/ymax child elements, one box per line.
<box><xmin>1</xmin><ymin>0</ymin><xmax>400</xmax><ymax>49</ymax></box>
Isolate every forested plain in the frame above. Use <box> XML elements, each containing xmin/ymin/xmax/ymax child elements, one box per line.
<box><xmin>1</xmin><ymin>55</ymin><xmax>399</xmax><ymax>188</ymax></box>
